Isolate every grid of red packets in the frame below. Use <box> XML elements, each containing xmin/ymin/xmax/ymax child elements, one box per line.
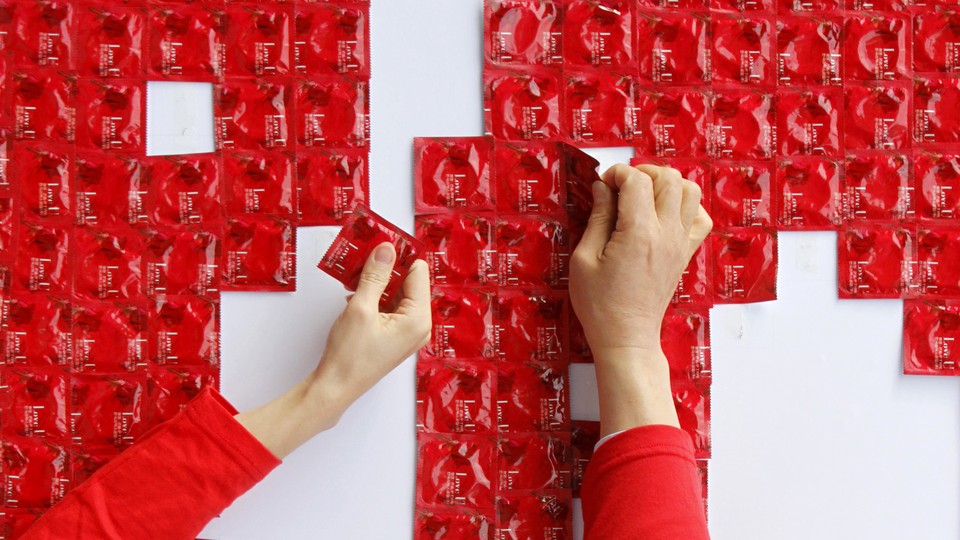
<box><xmin>0</xmin><ymin>0</ymin><xmax>369</xmax><ymax>535</ymax></box>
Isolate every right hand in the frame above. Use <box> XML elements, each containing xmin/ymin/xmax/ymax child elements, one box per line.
<box><xmin>569</xmin><ymin>164</ymin><xmax>713</xmax><ymax>356</ymax></box>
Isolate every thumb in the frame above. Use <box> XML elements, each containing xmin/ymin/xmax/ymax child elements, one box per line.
<box><xmin>575</xmin><ymin>181</ymin><xmax>616</xmax><ymax>258</ymax></box>
<box><xmin>354</xmin><ymin>242</ymin><xmax>396</xmax><ymax>308</ymax></box>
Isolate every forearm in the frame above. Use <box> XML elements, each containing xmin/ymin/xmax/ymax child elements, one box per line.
<box><xmin>593</xmin><ymin>344</ymin><xmax>679</xmax><ymax>437</ymax></box>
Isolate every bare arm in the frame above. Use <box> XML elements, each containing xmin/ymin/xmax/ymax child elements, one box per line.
<box><xmin>569</xmin><ymin>164</ymin><xmax>712</xmax><ymax>437</ymax></box>
<box><xmin>236</xmin><ymin>242</ymin><xmax>431</xmax><ymax>458</ymax></box>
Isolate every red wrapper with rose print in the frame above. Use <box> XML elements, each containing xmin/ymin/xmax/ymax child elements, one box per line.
<box><xmin>563</xmin><ymin>0</ymin><xmax>633</xmax><ymax>68</ymax></box>
<box><xmin>485</xmin><ymin>0</ymin><xmax>563</xmax><ymax>66</ymax></box>
<box><xmin>711</xmin><ymin>15</ymin><xmax>774</xmax><ymax>86</ymax></box>
<box><xmin>484</xmin><ymin>68</ymin><xmax>562</xmax><ymax>142</ymax></box>
<box><xmin>71</xmin><ymin>226</ymin><xmax>143</xmax><ymax>301</ymax></box>
<box><xmin>15</xmin><ymin>221</ymin><xmax>70</xmax><ymax>294</ymax></box>
<box><xmin>775</xmin><ymin>16</ymin><xmax>842</xmax><ymax>87</ymax></box>
<box><xmin>843</xmin><ymin>15</ymin><xmax>908</xmax><ymax>81</ymax></box>
<box><xmin>223</xmin><ymin>150</ymin><xmax>295</xmax><ymax>217</ymax></box>
<box><xmin>661</xmin><ymin>306</ymin><xmax>712</xmax><ymax>383</ymax></box>
<box><xmin>495</xmin><ymin>288</ymin><xmax>567</xmax><ymax>362</ymax></box>
<box><xmin>844</xmin><ymin>83</ymin><xmax>909</xmax><ymax>151</ymax></box>
<box><xmin>223</xmin><ymin>4</ymin><xmax>291</xmax><ymax>77</ymax></box>
<box><xmin>69</xmin><ymin>373</ymin><xmax>147</xmax><ymax>451</ymax></box>
<box><xmin>223</xmin><ymin>215</ymin><xmax>296</xmax><ymax>292</ymax></box>
<box><xmin>77</xmin><ymin>80</ymin><xmax>144</xmax><ymax>153</ymax></box>
<box><xmin>636</xmin><ymin>12</ymin><xmax>709</xmax><ymax>86</ymax></box>
<box><xmin>915</xmin><ymin>152</ymin><xmax>960</xmax><ymax>221</ymax></box>
<box><xmin>708</xmin><ymin>89</ymin><xmax>775</xmax><ymax>160</ymax></box>
<box><xmin>711</xmin><ymin>227</ymin><xmax>778</xmax><ymax>303</ymax></box>
<box><xmin>837</xmin><ymin>224</ymin><xmax>915</xmax><ymax>299</ymax></box>
<box><xmin>497</xmin><ymin>215</ymin><xmax>568</xmax><ymax>288</ymax></box>
<box><xmin>422</xmin><ymin>286</ymin><xmax>497</xmax><ymax>361</ymax></box>
<box><xmin>71</xmin><ymin>301</ymin><xmax>149</xmax><ymax>373</ymax></box>
<box><xmin>295</xmin><ymin>77</ymin><xmax>368</xmax><ymax>149</ymax></box>
<box><xmin>634</xmin><ymin>88</ymin><xmax>709</xmax><ymax>158</ymax></box>
<box><xmin>143</xmin><ymin>227</ymin><xmax>220</xmax><ymax>297</ymax></box>
<box><xmin>571</xmin><ymin>420</ymin><xmax>600</xmax><ymax>497</ymax></box>
<box><xmin>417</xmin><ymin>360</ymin><xmax>497</xmax><ymax>435</ymax></box>
<box><xmin>144</xmin><ymin>366</ymin><xmax>218</xmax><ymax>426</ymax></box>
<box><xmin>4</xmin><ymin>293</ymin><xmax>71</xmax><ymax>367</ymax></box>
<box><xmin>319</xmin><ymin>203</ymin><xmax>422</xmax><ymax>306</ymax></box>
<box><xmin>917</xmin><ymin>226</ymin><xmax>960</xmax><ymax>299</ymax></box>
<box><xmin>563</xmin><ymin>70</ymin><xmax>638</xmax><ymax>146</ymax></box>
<box><xmin>914</xmin><ymin>78</ymin><xmax>960</xmax><ymax>145</ymax></box>
<box><xmin>416</xmin><ymin>212</ymin><xmax>497</xmax><ymax>286</ymax></box>
<box><xmin>843</xmin><ymin>152</ymin><xmax>912</xmax><ymax>222</ymax></box>
<box><xmin>497</xmin><ymin>433</ymin><xmax>572</xmax><ymax>492</ymax></box>
<box><xmin>11</xmin><ymin>0</ymin><xmax>74</xmax><ymax>68</ymax></box>
<box><xmin>496</xmin><ymin>142</ymin><xmax>564</xmax><ymax>214</ymax></box>
<box><xmin>913</xmin><ymin>10</ymin><xmax>960</xmax><ymax>75</ymax></box>
<box><xmin>0</xmin><ymin>368</ymin><xmax>69</xmax><ymax>439</ymax></box>
<box><xmin>75</xmin><ymin>153</ymin><xmax>148</xmax><ymax>227</ymax></box>
<box><xmin>77</xmin><ymin>5</ymin><xmax>144</xmax><ymax>78</ymax></box>
<box><xmin>148</xmin><ymin>295</ymin><xmax>219</xmax><ymax>369</ymax></box>
<box><xmin>216</xmin><ymin>79</ymin><xmax>291</xmax><ymax>151</ymax></box>
<box><xmin>904</xmin><ymin>300</ymin><xmax>960</xmax><ymax>375</ymax></box>
<box><xmin>776</xmin><ymin>88</ymin><xmax>842</xmax><ymax>157</ymax></box>
<box><xmin>777</xmin><ymin>157</ymin><xmax>842</xmax><ymax>230</ymax></box>
<box><xmin>147</xmin><ymin>155</ymin><xmax>223</xmax><ymax>227</ymax></box>
<box><xmin>711</xmin><ymin>161</ymin><xmax>775</xmax><ymax>228</ymax></box>
<box><xmin>416</xmin><ymin>434</ymin><xmax>496</xmax><ymax>509</ymax></box>
<box><xmin>415</xmin><ymin>137</ymin><xmax>495</xmax><ymax>213</ymax></box>
<box><xmin>147</xmin><ymin>4</ymin><xmax>226</xmax><ymax>81</ymax></box>
<box><xmin>496</xmin><ymin>361</ymin><xmax>569</xmax><ymax>433</ymax></box>
<box><xmin>294</xmin><ymin>2</ymin><xmax>369</xmax><ymax>77</ymax></box>
<box><xmin>496</xmin><ymin>491</ymin><xmax>572</xmax><ymax>540</ymax></box>
<box><xmin>414</xmin><ymin>507</ymin><xmax>494</xmax><ymax>540</ymax></box>
<box><xmin>296</xmin><ymin>148</ymin><xmax>368</xmax><ymax>226</ymax></box>
<box><xmin>674</xmin><ymin>380</ymin><xmax>711</xmax><ymax>459</ymax></box>
<box><xmin>14</xmin><ymin>143</ymin><xmax>72</xmax><ymax>220</ymax></box>
<box><xmin>0</xmin><ymin>436</ymin><xmax>70</xmax><ymax>508</ymax></box>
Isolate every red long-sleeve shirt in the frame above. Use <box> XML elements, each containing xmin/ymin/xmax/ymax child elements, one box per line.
<box><xmin>21</xmin><ymin>389</ymin><xmax>708</xmax><ymax>539</ymax></box>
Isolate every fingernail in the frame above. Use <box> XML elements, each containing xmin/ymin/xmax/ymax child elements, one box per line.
<box><xmin>374</xmin><ymin>244</ymin><xmax>395</xmax><ymax>265</ymax></box>
<box><xmin>592</xmin><ymin>181</ymin><xmax>609</xmax><ymax>199</ymax></box>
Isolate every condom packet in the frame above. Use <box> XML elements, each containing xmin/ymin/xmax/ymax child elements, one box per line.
<box><xmin>570</xmin><ymin>420</ymin><xmax>600</xmax><ymax>497</ymax></box>
<box><xmin>495</xmin><ymin>142</ymin><xmax>564</xmax><ymax>214</ymax></box>
<box><xmin>143</xmin><ymin>227</ymin><xmax>220</xmax><ymax>297</ymax></box>
<box><xmin>496</xmin><ymin>491</ymin><xmax>572</xmax><ymax>539</ymax></box>
<box><xmin>711</xmin><ymin>227</ymin><xmax>778</xmax><ymax>303</ymax></box>
<box><xmin>563</xmin><ymin>0</ymin><xmax>633</xmax><ymax>68</ymax></box>
<box><xmin>223</xmin><ymin>150</ymin><xmax>295</xmax><ymax>217</ymax></box>
<box><xmin>843</xmin><ymin>15</ymin><xmax>908</xmax><ymax>81</ymax></box>
<box><xmin>414</xmin><ymin>137</ymin><xmax>495</xmax><ymax>213</ymax></box>
<box><xmin>147</xmin><ymin>155</ymin><xmax>223</xmax><ymax>227</ymax></box>
<box><xmin>563</xmin><ymin>70</ymin><xmax>638</xmax><ymax>146</ymax></box>
<box><xmin>16</xmin><ymin>221</ymin><xmax>70</xmax><ymax>294</ymax></box>
<box><xmin>69</xmin><ymin>373</ymin><xmax>147</xmax><ymax>450</ymax></box>
<box><xmin>711</xmin><ymin>15</ymin><xmax>774</xmax><ymax>85</ymax></box>
<box><xmin>484</xmin><ymin>68</ymin><xmax>562</xmax><ymax>142</ymax></box>
<box><xmin>903</xmin><ymin>300</ymin><xmax>960</xmax><ymax>375</ymax></box>
<box><xmin>414</xmin><ymin>507</ymin><xmax>494</xmax><ymax>540</ymax></box>
<box><xmin>222</xmin><ymin>215</ymin><xmax>296</xmax><ymax>291</ymax></box>
<box><xmin>71</xmin><ymin>300</ymin><xmax>149</xmax><ymax>373</ymax></box>
<box><xmin>914</xmin><ymin>79</ymin><xmax>960</xmax><ymax>145</ymax></box>
<box><xmin>295</xmin><ymin>77</ymin><xmax>369</xmax><ymax>148</ymax></box>
<box><xmin>417</xmin><ymin>360</ymin><xmax>497</xmax><ymax>435</ymax></box>
<box><xmin>147</xmin><ymin>4</ymin><xmax>225</xmax><ymax>81</ymax></box>
<box><xmin>296</xmin><ymin>148</ymin><xmax>368</xmax><ymax>225</ymax></box>
<box><xmin>497</xmin><ymin>215</ymin><xmax>568</xmax><ymax>288</ymax></box>
<box><xmin>4</xmin><ymin>293</ymin><xmax>71</xmax><ymax>366</ymax></box>
<box><xmin>777</xmin><ymin>157</ymin><xmax>842</xmax><ymax>230</ymax></box>
<box><xmin>293</xmin><ymin>2</ymin><xmax>369</xmax><ymax>77</ymax></box>
<box><xmin>0</xmin><ymin>368</ymin><xmax>69</xmax><ymax>439</ymax></box>
<box><xmin>661</xmin><ymin>306</ymin><xmax>712</xmax><ymax>383</ymax></box>
<box><xmin>707</xmin><ymin>89</ymin><xmax>775</xmax><ymax>160</ymax></box>
<box><xmin>0</xmin><ymin>435</ymin><xmax>69</xmax><ymax>508</ymax></box>
<box><xmin>917</xmin><ymin>225</ymin><xmax>960</xmax><ymax>298</ymax></box>
<box><xmin>674</xmin><ymin>380</ymin><xmax>711</xmax><ymax>459</ymax></box>
<box><xmin>636</xmin><ymin>12</ymin><xmax>709</xmax><ymax>85</ymax></box>
<box><xmin>145</xmin><ymin>366</ymin><xmax>218</xmax><ymax>425</ymax></box>
<box><xmin>77</xmin><ymin>4</ymin><xmax>144</xmax><ymax>78</ymax></box>
<box><xmin>319</xmin><ymin>203</ymin><xmax>422</xmax><ymax>306</ymax></box>
<box><xmin>14</xmin><ymin>143</ymin><xmax>72</xmax><ymax>219</ymax></box>
<box><xmin>216</xmin><ymin>78</ymin><xmax>291</xmax><ymax>150</ymax></box>
<box><xmin>775</xmin><ymin>16</ymin><xmax>842</xmax><ymax>86</ymax></box>
<box><xmin>422</xmin><ymin>286</ymin><xmax>497</xmax><ymax>360</ymax></box>
<box><xmin>415</xmin><ymin>212</ymin><xmax>497</xmax><ymax>286</ymax></box>
<box><xmin>842</xmin><ymin>152</ymin><xmax>911</xmax><ymax>222</ymax></box>
<box><xmin>495</xmin><ymin>288</ymin><xmax>566</xmax><ymax>362</ymax></box>
<box><xmin>485</xmin><ymin>0</ymin><xmax>562</xmax><ymax>67</ymax></box>
<box><xmin>915</xmin><ymin>152</ymin><xmax>960</xmax><ymax>220</ymax></box>
<box><xmin>75</xmin><ymin>153</ymin><xmax>148</xmax><ymax>227</ymax></box>
<box><xmin>77</xmin><ymin>79</ymin><xmax>144</xmax><ymax>152</ymax></box>
<box><xmin>71</xmin><ymin>226</ymin><xmax>144</xmax><ymax>301</ymax></box>
<box><xmin>498</xmin><ymin>433</ymin><xmax>572</xmax><ymax>493</ymax></box>
<box><xmin>634</xmin><ymin>88</ymin><xmax>709</xmax><ymax>158</ymax></box>
<box><xmin>497</xmin><ymin>361</ymin><xmax>569</xmax><ymax>433</ymax></box>
<box><xmin>148</xmin><ymin>295</ymin><xmax>220</xmax><ymax>368</ymax></box>
<box><xmin>223</xmin><ymin>4</ymin><xmax>291</xmax><ymax>77</ymax></box>
<box><xmin>562</xmin><ymin>142</ymin><xmax>601</xmax><ymax>221</ymax></box>
<box><xmin>776</xmin><ymin>88</ymin><xmax>842</xmax><ymax>157</ymax></box>
<box><xmin>838</xmin><ymin>224</ymin><xmax>915</xmax><ymax>299</ymax></box>
<box><xmin>843</xmin><ymin>83</ymin><xmax>909</xmax><ymax>151</ymax></box>
<box><xmin>416</xmin><ymin>433</ymin><xmax>496</xmax><ymax>509</ymax></box>
<box><xmin>11</xmin><ymin>0</ymin><xmax>74</xmax><ymax>68</ymax></box>
<box><xmin>711</xmin><ymin>161</ymin><xmax>775</xmax><ymax>228</ymax></box>
<box><xmin>913</xmin><ymin>11</ymin><xmax>960</xmax><ymax>74</ymax></box>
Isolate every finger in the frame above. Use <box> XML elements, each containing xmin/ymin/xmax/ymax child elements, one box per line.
<box><xmin>635</xmin><ymin>164</ymin><xmax>683</xmax><ymax>227</ymax></box>
<box><xmin>679</xmin><ymin>180</ymin><xmax>703</xmax><ymax>232</ymax></box>
<box><xmin>687</xmin><ymin>206</ymin><xmax>713</xmax><ymax>253</ymax></box>
<box><xmin>575</xmin><ymin>181</ymin><xmax>616</xmax><ymax>259</ymax></box>
<box><xmin>353</xmin><ymin>242</ymin><xmax>396</xmax><ymax>309</ymax></box>
<box><xmin>401</xmin><ymin>259</ymin><xmax>431</xmax><ymax>308</ymax></box>
<box><xmin>601</xmin><ymin>164</ymin><xmax>655</xmax><ymax>231</ymax></box>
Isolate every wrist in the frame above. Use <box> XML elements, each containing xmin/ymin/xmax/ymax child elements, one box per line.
<box><xmin>299</xmin><ymin>368</ymin><xmax>350</xmax><ymax>433</ymax></box>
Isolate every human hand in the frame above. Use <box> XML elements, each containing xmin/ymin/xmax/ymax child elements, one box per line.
<box><xmin>569</xmin><ymin>164</ymin><xmax>712</xmax><ymax>357</ymax></box>
<box><xmin>315</xmin><ymin>242</ymin><xmax>432</xmax><ymax>415</ymax></box>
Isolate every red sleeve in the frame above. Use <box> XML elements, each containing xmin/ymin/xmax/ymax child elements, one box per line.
<box><xmin>581</xmin><ymin>424</ymin><xmax>710</xmax><ymax>540</ymax></box>
<box><xmin>21</xmin><ymin>387</ymin><xmax>281</xmax><ymax>540</ymax></box>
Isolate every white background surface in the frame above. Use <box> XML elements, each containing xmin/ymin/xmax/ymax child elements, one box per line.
<box><xmin>168</xmin><ymin>1</ymin><xmax>960</xmax><ymax>538</ymax></box>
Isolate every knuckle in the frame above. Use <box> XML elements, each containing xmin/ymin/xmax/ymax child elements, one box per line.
<box><xmin>358</xmin><ymin>269</ymin><xmax>390</xmax><ymax>288</ymax></box>
<box><xmin>664</xmin><ymin>167</ymin><xmax>684</xmax><ymax>182</ymax></box>
<box><xmin>683</xmin><ymin>180</ymin><xmax>703</xmax><ymax>199</ymax></box>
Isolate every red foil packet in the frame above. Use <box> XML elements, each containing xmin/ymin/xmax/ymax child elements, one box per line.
<box><xmin>484</xmin><ymin>69</ymin><xmax>562</xmax><ymax>141</ymax></box>
<box><xmin>497</xmin><ymin>215</ymin><xmax>568</xmax><ymax>288</ymax></box>
<box><xmin>843</xmin><ymin>83</ymin><xmax>910</xmax><ymax>151</ymax></box>
<box><xmin>914</xmin><ymin>78</ymin><xmax>960</xmax><ymax>145</ymax></box>
<box><xmin>485</xmin><ymin>0</ymin><xmax>562</xmax><ymax>66</ymax></box>
<box><xmin>634</xmin><ymin>88</ymin><xmax>709</xmax><ymax>158</ymax></box>
<box><xmin>0</xmin><ymin>368</ymin><xmax>69</xmax><ymax>439</ymax></box>
<box><xmin>711</xmin><ymin>161</ymin><xmax>775</xmax><ymax>228</ymax></box>
<box><xmin>416</xmin><ymin>434</ymin><xmax>496</xmax><ymax>509</ymax></box>
<box><xmin>77</xmin><ymin>5</ymin><xmax>145</xmax><ymax>78</ymax></box>
<box><xmin>843</xmin><ymin>152</ymin><xmax>911</xmax><ymax>222</ymax></box>
<box><xmin>4</xmin><ymin>293</ymin><xmax>72</xmax><ymax>367</ymax></box>
<box><xmin>843</xmin><ymin>15</ymin><xmax>908</xmax><ymax>81</ymax></box>
<box><xmin>496</xmin><ymin>361</ymin><xmax>569</xmax><ymax>433</ymax></box>
<box><xmin>495</xmin><ymin>142</ymin><xmax>564</xmax><ymax>214</ymax></box>
<box><xmin>415</xmin><ymin>213</ymin><xmax>497</xmax><ymax>286</ymax></box>
<box><xmin>415</xmin><ymin>138</ymin><xmax>495</xmax><ymax>213</ymax></box>
<box><xmin>216</xmin><ymin>79</ymin><xmax>291</xmax><ymax>151</ymax></box>
<box><xmin>661</xmin><ymin>306</ymin><xmax>712</xmax><ymax>383</ymax></box>
<box><xmin>71</xmin><ymin>226</ymin><xmax>144</xmax><ymax>301</ymax></box>
<box><xmin>75</xmin><ymin>153</ymin><xmax>148</xmax><ymax>227</ymax></box>
<box><xmin>497</xmin><ymin>433</ymin><xmax>572</xmax><ymax>492</ymax></box>
<box><xmin>318</xmin><ymin>203</ymin><xmax>422</xmax><ymax>307</ymax></box>
<box><xmin>223</xmin><ymin>4</ymin><xmax>291</xmax><ymax>77</ymax></box>
<box><xmin>295</xmin><ymin>77</ymin><xmax>369</xmax><ymax>148</ymax></box>
<box><xmin>294</xmin><ymin>3</ymin><xmax>370</xmax><ymax>77</ymax></box>
<box><xmin>15</xmin><ymin>143</ymin><xmax>72</xmax><ymax>219</ymax></box>
<box><xmin>496</xmin><ymin>491</ymin><xmax>572</xmax><ymax>539</ymax></box>
<box><xmin>77</xmin><ymin>79</ymin><xmax>144</xmax><ymax>152</ymax></box>
<box><xmin>496</xmin><ymin>288</ymin><xmax>566</xmax><ymax>362</ymax></box>
<box><xmin>0</xmin><ymin>436</ymin><xmax>70</xmax><ymax>508</ymax></box>
<box><xmin>776</xmin><ymin>157</ymin><xmax>842</xmax><ymax>230</ymax></box>
<box><xmin>414</xmin><ymin>507</ymin><xmax>494</xmax><ymax>540</ymax></box>
<box><xmin>147</xmin><ymin>155</ymin><xmax>223</xmax><ymax>227</ymax></box>
<box><xmin>776</xmin><ymin>88</ymin><xmax>842</xmax><ymax>157</ymax></box>
<box><xmin>674</xmin><ymin>380</ymin><xmax>711</xmax><ymax>459</ymax></box>
<box><xmin>16</xmin><ymin>221</ymin><xmax>71</xmax><ymax>294</ymax></box>
<box><xmin>222</xmin><ymin>215</ymin><xmax>296</xmax><ymax>292</ymax></box>
<box><xmin>148</xmin><ymin>295</ymin><xmax>220</xmax><ymax>369</ymax></box>
<box><xmin>145</xmin><ymin>366</ymin><xmax>218</xmax><ymax>425</ymax></box>
<box><xmin>69</xmin><ymin>373</ymin><xmax>146</xmax><ymax>450</ymax></box>
<box><xmin>903</xmin><ymin>300</ymin><xmax>960</xmax><ymax>375</ymax></box>
<box><xmin>71</xmin><ymin>301</ymin><xmax>149</xmax><ymax>373</ymax></box>
<box><xmin>424</xmin><ymin>286</ymin><xmax>497</xmax><ymax>360</ymax></box>
<box><xmin>711</xmin><ymin>15</ymin><xmax>774</xmax><ymax>85</ymax></box>
<box><xmin>296</xmin><ymin>148</ymin><xmax>368</xmax><ymax>226</ymax></box>
<box><xmin>636</xmin><ymin>12</ymin><xmax>709</xmax><ymax>85</ymax></box>
<box><xmin>570</xmin><ymin>420</ymin><xmax>600</xmax><ymax>497</ymax></box>
<box><xmin>917</xmin><ymin>226</ymin><xmax>960</xmax><ymax>298</ymax></box>
<box><xmin>223</xmin><ymin>150</ymin><xmax>296</xmax><ymax>217</ymax></box>
<box><xmin>147</xmin><ymin>4</ymin><xmax>226</xmax><ymax>81</ymax></box>
<box><xmin>11</xmin><ymin>0</ymin><xmax>74</xmax><ymax>69</ymax></box>
<box><xmin>563</xmin><ymin>0</ymin><xmax>633</xmax><ymax>68</ymax></box>
<box><xmin>563</xmin><ymin>70</ymin><xmax>638</xmax><ymax>146</ymax></box>
<box><xmin>711</xmin><ymin>227</ymin><xmax>778</xmax><ymax>303</ymax></box>
<box><xmin>707</xmin><ymin>89</ymin><xmax>775</xmax><ymax>160</ymax></box>
<box><xmin>417</xmin><ymin>360</ymin><xmax>497</xmax><ymax>435</ymax></box>
<box><xmin>915</xmin><ymin>152</ymin><xmax>960</xmax><ymax>221</ymax></box>
<box><xmin>837</xmin><ymin>224</ymin><xmax>915</xmax><ymax>299</ymax></box>
<box><xmin>775</xmin><ymin>16</ymin><xmax>842</xmax><ymax>86</ymax></box>
<box><xmin>143</xmin><ymin>227</ymin><xmax>220</xmax><ymax>297</ymax></box>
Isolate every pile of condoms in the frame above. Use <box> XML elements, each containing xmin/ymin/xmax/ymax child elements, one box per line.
<box><xmin>0</xmin><ymin>0</ymin><xmax>369</xmax><ymax>534</ymax></box>
<box><xmin>409</xmin><ymin>0</ymin><xmax>960</xmax><ymax>537</ymax></box>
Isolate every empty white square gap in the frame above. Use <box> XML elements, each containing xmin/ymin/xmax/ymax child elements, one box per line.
<box><xmin>146</xmin><ymin>81</ymin><xmax>215</xmax><ymax>156</ymax></box>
